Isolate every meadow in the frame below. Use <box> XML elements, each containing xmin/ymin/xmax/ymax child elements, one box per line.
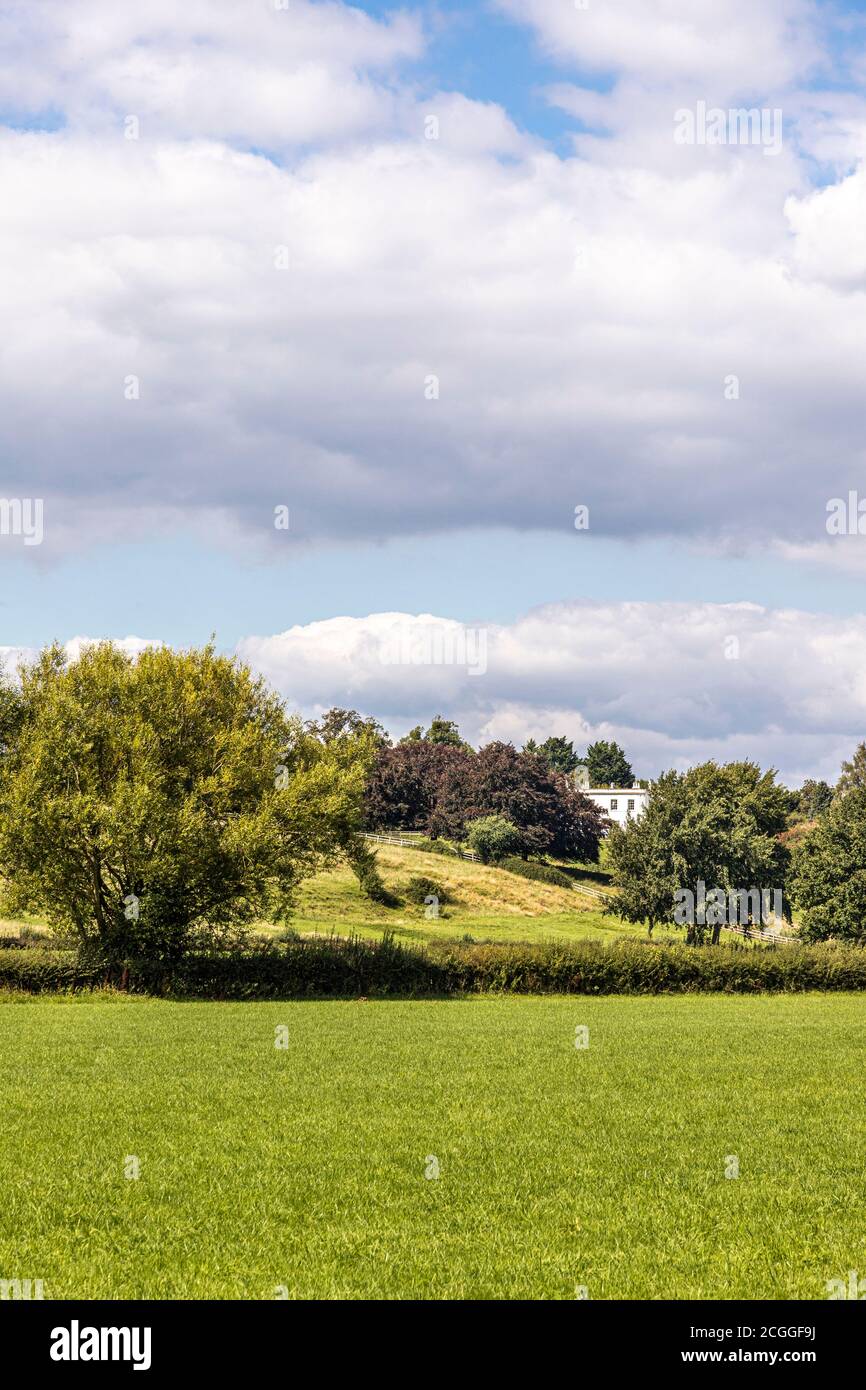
<box><xmin>1</xmin><ymin>991</ymin><xmax>863</xmax><ymax>1300</ymax></box>
<box><xmin>284</xmin><ymin>844</ymin><xmax>684</xmax><ymax>945</ymax></box>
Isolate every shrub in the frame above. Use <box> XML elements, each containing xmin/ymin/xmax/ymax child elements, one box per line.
<box><xmin>465</xmin><ymin>814</ymin><xmax>522</xmax><ymax>863</ymax></box>
<box><xmin>403</xmin><ymin>875</ymin><xmax>449</xmax><ymax>906</ymax></box>
<box><xmin>415</xmin><ymin>838</ymin><xmax>458</xmax><ymax>857</ymax></box>
<box><xmin>346</xmin><ymin>841</ymin><xmax>399</xmax><ymax>906</ymax></box>
<box><xmin>499</xmin><ymin>857</ymin><xmax>573</xmax><ymax>889</ymax></box>
<box><xmin>0</xmin><ymin>948</ymin><xmax>100</xmax><ymax>992</ymax></box>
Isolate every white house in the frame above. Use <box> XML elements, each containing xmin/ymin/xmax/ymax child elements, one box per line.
<box><xmin>583</xmin><ymin>783</ymin><xmax>650</xmax><ymax>828</ymax></box>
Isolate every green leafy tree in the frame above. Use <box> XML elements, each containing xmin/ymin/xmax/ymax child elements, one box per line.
<box><xmin>0</xmin><ymin>662</ymin><xmax>23</xmax><ymax>757</ymax></box>
<box><xmin>607</xmin><ymin>762</ymin><xmax>790</xmax><ymax>942</ymax></box>
<box><xmin>306</xmin><ymin>707</ymin><xmax>389</xmax><ymax>748</ymax></box>
<box><xmin>0</xmin><ymin>642</ymin><xmax>372</xmax><ymax>965</ymax></box>
<box><xmin>585</xmin><ymin>740</ymin><xmax>634</xmax><ymax>787</ymax></box>
<box><xmin>796</xmin><ymin>779</ymin><xmax>833</xmax><ymax>820</ymax></box>
<box><xmin>465</xmin><ymin>814</ymin><xmax>522</xmax><ymax>863</ymax></box>
<box><xmin>424</xmin><ymin>715</ymin><xmax>468</xmax><ymax>748</ymax></box>
<box><xmin>399</xmin><ymin>717</ymin><xmax>467</xmax><ymax>748</ymax></box>
<box><xmin>837</xmin><ymin>743</ymin><xmax>866</xmax><ymax>796</ymax></box>
<box><xmin>534</xmin><ymin>736</ymin><xmax>579</xmax><ymax>775</ymax></box>
<box><xmin>605</xmin><ymin>775</ymin><xmax>683</xmax><ymax>937</ymax></box>
<box><xmin>789</xmin><ymin>788</ymin><xmax>866</xmax><ymax>942</ymax></box>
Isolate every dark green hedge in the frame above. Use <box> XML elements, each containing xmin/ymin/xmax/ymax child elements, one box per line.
<box><xmin>3</xmin><ymin>939</ymin><xmax>866</xmax><ymax>998</ymax></box>
<box><xmin>498</xmin><ymin>857</ymin><xmax>574</xmax><ymax>889</ymax></box>
<box><xmin>0</xmin><ymin>949</ymin><xmax>101</xmax><ymax>992</ymax></box>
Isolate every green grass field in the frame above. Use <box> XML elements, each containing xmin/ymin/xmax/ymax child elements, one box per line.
<box><xmin>2</xmin><ymin>991</ymin><xmax>862</xmax><ymax>1299</ymax></box>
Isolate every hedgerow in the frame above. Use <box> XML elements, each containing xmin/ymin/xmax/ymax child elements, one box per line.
<box><xmin>3</xmin><ymin>938</ymin><xmax>866</xmax><ymax>998</ymax></box>
<box><xmin>498</xmin><ymin>858</ymin><xmax>574</xmax><ymax>889</ymax></box>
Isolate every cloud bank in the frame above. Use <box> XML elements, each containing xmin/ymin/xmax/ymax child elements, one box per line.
<box><xmin>1</xmin><ymin>0</ymin><xmax>866</xmax><ymax>572</ymax></box>
<box><xmin>234</xmin><ymin>599</ymin><xmax>866</xmax><ymax>784</ymax></box>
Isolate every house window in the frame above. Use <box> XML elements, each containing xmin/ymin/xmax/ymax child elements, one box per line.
<box><xmin>610</xmin><ymin>799</ymin><xmax>618</xmax><ymax>811</ymax></box>
<box><xmin>628</xmin><ymin>799</ymin><xmax>635</xmax><ymax>812</ymax></box>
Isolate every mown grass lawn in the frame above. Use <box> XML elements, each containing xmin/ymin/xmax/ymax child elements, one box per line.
<box><xmin>1</xmin><ymin>992</ymin><xmax>863</xmax><ymax>1300</ymax></box>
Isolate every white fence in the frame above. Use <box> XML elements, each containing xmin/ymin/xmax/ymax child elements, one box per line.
<box><xmin>721</xmin><ymin>921</ymin><xmax>799</xmax><ymax>944</ymax></box>
<box><xmin>362</xmin><ymin>831</ymin><xmax>481</xmax><ymax>861</ymax></box>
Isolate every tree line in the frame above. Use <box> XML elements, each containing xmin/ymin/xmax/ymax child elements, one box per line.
<box><xmin>1</xmin><ymin>643</ymin><xmax>864</xmax><ymax>961</ymax></box>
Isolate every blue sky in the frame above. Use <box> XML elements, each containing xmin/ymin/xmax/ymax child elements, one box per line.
<box><xmin>350</xmin><ymin>0</ymin><xmax>604</xmax><ymax>148</ymax></box>
<box><xmin>5</xmin><ymin>530</ymin><xmax>866</xmax><ymax>651</ymax></box>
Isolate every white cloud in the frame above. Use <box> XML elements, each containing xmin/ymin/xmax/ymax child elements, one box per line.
<box><xmin>785</xmin><ymin>165</ymin><xmax>866</xmax><ymax>289</ymax></box>
<box><xmin>0</xmin><ymin>0</ymin><xmax>423</xmax><ymax>147</ymax></box>
<box><xmin>6</xmin><ymin>602</ymin><xmax>864</xmax><ymax>784</ymax></box>
<box><xmin>237</xmin><ymin>601</ymin><xmax>866</xmax><ymax>784</ymax></box>
<box><xmin>0</xmin><ymin>0</ymin><xmax>865</xmax><ymax>580</ymax></box>
<box><xmin>496</xmin><ymin>0</ymin><xmax>818</xmax><ymax>90</ymax></box>
<box><xmin>2</xmin><ymin>116</ymin><xmax>865</xmax><ymax>563</ymax></box>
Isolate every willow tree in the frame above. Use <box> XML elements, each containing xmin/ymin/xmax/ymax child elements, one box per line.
<box><xmin>0</xmin><ymin>642</ymin><xmax>374</xmax><ymax>963</ymax></box>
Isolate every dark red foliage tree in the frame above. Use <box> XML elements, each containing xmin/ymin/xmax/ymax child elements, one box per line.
<box><xmin>364</xmin><ymin>740</ymin><xmax>472</xmax><ymax>831</ymax></box>
<box><xmin>366</xmin><ymin>737</ymin><xmax>605</xmax><ymax>860</ymax></box>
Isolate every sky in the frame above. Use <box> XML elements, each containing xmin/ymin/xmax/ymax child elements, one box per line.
<box><xmin>3</xmin><ymin>0</ymin><xmax>866</xmax><ymax>782</ymax></box>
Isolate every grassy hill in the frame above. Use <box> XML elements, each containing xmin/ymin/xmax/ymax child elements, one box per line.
<box><xmin>0</xmin><ymin>844</ymin><xmax>631</xmax><ymax>947</ymax></box>
<box><xmin>282</xmin><ymin>843</ymin><xmax>665</xmax><ymax>946</ymax></box>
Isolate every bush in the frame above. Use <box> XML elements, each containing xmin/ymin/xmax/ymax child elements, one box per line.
<box><xmin>465</xmin><ymin>814</ymin><xmax>522</xmax><ymax>863</ymax></box>
<box><xmin>0</xmin><ymin>947</ymin><xmax>100</xmax><ymax>991</ymax></box>
<box><xmin>346</xmin><ymin>840</ymin><xmax>400</xmax><ymax>907</ymax></box>
<box><xmin>403</xmin><ymin>875</ymin><xmax>449</xmax><ymax>906</ymax></box>
<box><xmin>0</xmin><ymin>925</ymin><xmax>50</xmax><ymax>949</ymax></box>
<box><xmin>415</xmin><ymin>838</ymin><xmax>458</xmax><ymax>857</ymax></box>
<box><xmin>499</xmin><ymin>857</ymin><xmax>573</xmax><ymax>889</ymax></box>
